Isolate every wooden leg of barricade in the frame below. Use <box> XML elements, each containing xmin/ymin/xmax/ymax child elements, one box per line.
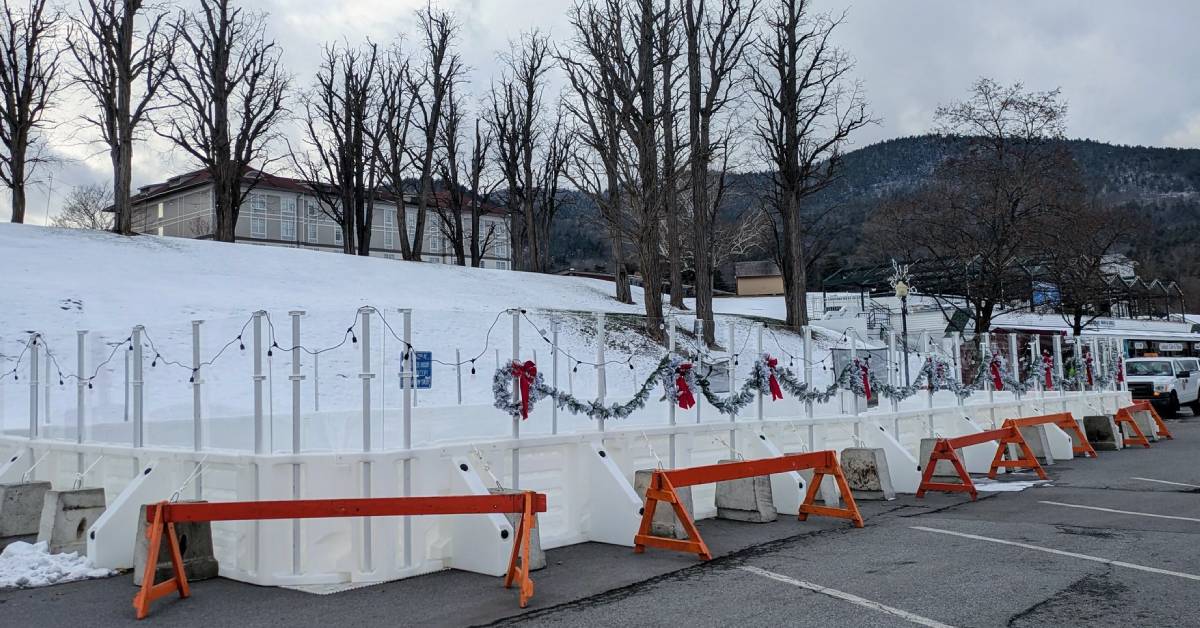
<box><xmin>133</xmin><ymin>502</ymin><xmax>190</xmax><ymax>620</ymax></box>
<box><xmin>916</xmin><ymin>441</ymin><xmax>978</xmax><ymax>501</ymax></box>
<box><xmin>504</xmin><ymin>492</ymin><xmax>536</xmax><ymax>608</ymax></box>
<box><xmin>797</xmin><ymin>454</ymin><xmax>865</xmax><ymax>528</ymax></box>
<box><xmin>988</xmin><ymin>427</ymin><xmax>1048</xmax><ymax>480</ymax></box>
<box><xmin>1116</xmin><ymin>411</ymin><xmax>1151</xmax><ymax>448</ymax></box>
<box><xmin>1146</xmin><ymin>405</ymin><xmax>1174</xmax><ymax>440</ymax></box>
<box><xmin>632</xmin><ymin>472</ymin><xmax>712</xmax><ymax>560</ymax></box>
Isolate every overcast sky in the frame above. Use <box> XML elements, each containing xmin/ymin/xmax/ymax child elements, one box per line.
<box><xmin>16</xmin><ymin>0</ymin><xmax>1200</xmax><ymax>224</ymax></box>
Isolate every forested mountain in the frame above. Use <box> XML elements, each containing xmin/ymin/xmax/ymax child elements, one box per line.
<box><xmin>550</xmin><ymin>135</ymin><xmax>1200</xmax><ymax>299</ymax></box>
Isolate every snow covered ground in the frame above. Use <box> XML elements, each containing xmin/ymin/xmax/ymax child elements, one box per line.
<box><xmin>0</xmin><ymin>541</ymin><xmax>114</xmax><ymax>589</ymax></box>
<box><xmin>0</xmin><ymin>223</ymin><xmax>847</xmax><ymax>451</ymax></box>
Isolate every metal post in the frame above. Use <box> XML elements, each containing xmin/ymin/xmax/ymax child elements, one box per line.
<box><xmin>1053</xmin><ymin>334</ymin><xmax>1066</xmax><ymax>411</ymax></box>
<box><xmin>512</xmin><ymin>309</ymin><xmax>521</xmax><ymax>488</ymax></box>
<box><xmin>887</xmin><ymin>329</ymin><xmax>899</xmax><ymax>416</ymax></box>
<box><xmin>288</xmin><ymin>311</ymin><xmax>304</xmax><ymax>574</ymax></box>
<box><xmin>595</xmin><ymin>311</ymin><xmax>606</xmax><ymax>433</ymax></box>
<box><xmin>803</xmin><ymin>326</ymin><xmax>814</xmax><ymax>420</ymax></box>
<box><xmin>551</xmin><ymin>322</ymin><xmax>559</xmax><ymax>435</ymax></box>
<box><xmin>132</xmin><ymin>326</ymin><xmax>144</xmax><ymax>448</ymax></box>
<box><xmin>728</xmin><ymin>321</ymin><xmax>737</xmax><ymax>457</ymax></box>
<box><xmin>455</xmin><ymin>349</ymin><xmax>463</xmax><ymax>405</ymax></box>
<box><xmin>76</xmin><ymin>331</ymin><xmax>87</xmax><ymax>471</ymax></box>
<box><xmin>667</xmin><ymin>316</ymin><xmax>676</xmax><ymax>468</ymax></box>
<box><xmin>357</xmin><ymin>307</ymin><xmax>373</xmax><ymax>572</ymax></box>
<box><xmin>901</xmin><ymin>296</ymin><xmax>911</xmax><ymax>386</ymax></box>
<box><xmin>123</xmin><ymin>345</ymin><xmax>130</xmax><ymax>423</ymax></box>
<box><xmin>695</xmin><ymin>319</ymin><xmax>703</xmax><ymax>424</ymax></box>
<box><xmin>756</xmin><ymin>323</ymin><xmax>765</xmax><ymax>422</ymax></box>
<box><xmin>952</xmin><ymin>331</ymin><xmax>963</xmax><ymax>384</ymax></box>
<box><xmin>1008</xmin><ymin>333</ymin><xmax>1020</xmax><ymax>406</ymax></box>
<box><xmin>252</xmin><ymin>313</ymin><xmax>264</xmax><ymax>454</ymax></box>
<box><xmin>312</xmin><ymin>350</ymin><xmax>320</xmax><ymax>413</ymax></box>
<box><xmin>43</xmin><ymin>356</ymin><xmax>50</xmax><ymax>426</ymax></box>
<box><xmin>191</xmin><ymin>322</ymin><xmax>203</xmax><ymax>454</ymax></box>
<box><xmin>28</xmin><ymin>334</ymin><xmax>39</xmax><ymax>440</ymax></box>
<box><xmin>399</xmin><ymin>308</ymin><xmax>412</xmax><ymax>567</ymax></box>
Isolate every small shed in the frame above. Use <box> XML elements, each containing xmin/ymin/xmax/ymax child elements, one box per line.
<box><xmin>735</xmin><ymin>261</ymin><xmax>784</xmax><ymax>296</ymax></box>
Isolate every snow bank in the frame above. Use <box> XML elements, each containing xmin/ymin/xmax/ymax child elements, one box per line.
<box><xmin>0</xmin><ymin>541</ymin><xmax>115</xmax><ymax>588</ymax></box>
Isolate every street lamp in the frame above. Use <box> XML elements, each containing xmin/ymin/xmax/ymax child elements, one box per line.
<box><xmin>895</xmin><ymin>280</ymin><xmax>911</xmax><ymax>386</ymax></box>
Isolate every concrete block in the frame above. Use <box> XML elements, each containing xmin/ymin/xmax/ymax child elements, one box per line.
<box><xmin>37</xmin><ymin>488</ymin><xmax>106</xmax><ymax>556</ymax></box>
<box><xmin>1017</xmin><ymin>424</ymin><xmax>1055</xmax><ymax>465</ymax></box>
<box><xmin>1084</xmin><ymin>415</ymin><xmax>1122</xmax><ymax>451</ymax></box>
<box><xmin>796</xmin><ymin>468</ymin><xmax>841</xmax><ymax>507</ymax></box>
<box><xmin>919</xmin><ymin>439</ymin><xmax>964</xmax><ymax>478</ymax></box>
<box><xmin>132</xmin><ymin>502</ymin><xmax>220</xmax><ymax>586</ymax></box>
<box><xmin>839</xmin><ymin>448</ymin><xmax>896</xmax><ymax>501</ymax></box>
<box><xmin>1061</xmin><ymin>418</ymin><xmax>1089</xmax><ymax>456</ymax></box>
<box><xmin>714</xmin><ymin>460</ymin><xmax>777</xmax><ymax>522</ymax></box>
<box><xmin>1131</xmin><ymin>409</ymin><xmax>1159</xmax><ymax>442</ymax></box>
<box><xmin>0</xmin><ymin>481</ymin><xmax>51</xmax><ymax>550</ymax></box>
<box><xmin>488</xmin><ymin>488</ymin><xmax>546</xmax><ymax>571</ymax></box>
<box><xmin>635</xmin><ymin>469</ymin><xmax>694</xmax><ymax>539</ymax></box>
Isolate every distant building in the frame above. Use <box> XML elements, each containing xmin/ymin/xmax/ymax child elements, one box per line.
<box><xmin>734</xmin><ymin>261</ymin><xmax>784</xmax><ymax>296</ymax></box>
<box><xmin>127</xmin><ymin>170</ymin><xmax>513</xmax><ymax>269</ymax></box>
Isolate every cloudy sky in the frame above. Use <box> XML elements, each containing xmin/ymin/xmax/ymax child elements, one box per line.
<box><xmin>17</xmin><ymin>0</ymin><xmax>1200</xmax><ymax>224</ymax></box>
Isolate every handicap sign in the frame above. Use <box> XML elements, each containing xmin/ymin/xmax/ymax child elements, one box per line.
<box><xmin>401</xmin><ymin>351</ymin><xmax>432</xmax><ymax>389</ymax></box>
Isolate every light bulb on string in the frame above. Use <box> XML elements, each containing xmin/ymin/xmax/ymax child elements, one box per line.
<box><xmin>238</xmin><ymin>335</ymin><xmax>245</xmax><ymax>351</ymax></box>
<box><xmin>350</xmin><ymin>328</ymin><xmax>358</xmax><ymax>343</ymax></box>
<box><xmin>470</xmin><ymin>359</ymin><xmax>476</xmax><ymax>376</ymax></box>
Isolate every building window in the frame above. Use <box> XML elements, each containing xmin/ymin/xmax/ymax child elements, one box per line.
<box><xmin>156</xmin><ymin>202</ymin><xmax>164</xmax><ymax>219</ymax></box>
<box><xmin>156</xmin><ymin>226</ymin><xmax>164</xmax><ymax>236</ymax></box>
<box><xmin>281</xmin><ymin>199</ymin><xmax>296</xmax><ymax>241</ymax></box>
<box><xmin>494</xmin><ymin>241</ymin><xmax>509</xmax><ymax>258</ymax></box>
<box><xmin>251</xmin><ymin>215</ymin><xmax>266</xmax><ymax>238</ymax></box>
<box><xmin>306</xmin><ymin>201</ymin><xmax>319</xmax><ymax>242</ymax></box>
<box><xmin>334</xmin><ymin>228</ymin><xmax>343</xmax><ymax>245</ymax></box>
<box><xmin>384</xmin><ymin>229</ymin><xmax>394</xmax><ymax>249</ymax></box>
<box><xmin>497</xmin><ymin>260</ymin><xmax>508</xmax><ymax>270</ymax></box>
<box><xmin>251</xmin><ymin>195</ymin><xmax>266</xmax><ymax>213</ymax></box>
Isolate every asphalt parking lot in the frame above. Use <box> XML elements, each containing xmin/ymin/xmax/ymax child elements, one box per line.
<box><xmin>3</xmin><ymin>415</ymin><xmax>1197</xmax><ymax>628</ymax></box>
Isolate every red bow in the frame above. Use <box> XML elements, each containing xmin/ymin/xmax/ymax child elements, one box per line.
<box><xmin>510</xmin><ymin>360</ymin><xmax>537</xmax><ymax>420</ymax></box>
<box><xmin>989</xmin><ymin>358</ymin><xmax>1004</xmax><ymax>391</ymax></box>
<box><xmin>1042</xmin><ymin>353</ymin><xmax>1054</xmax><ymax>390</ymax></box>
<box><xmin>1116</xmin><ymin>357</ymin><xmax>1124</xmax><ymax>384</ymax></box>
<box><xmin>675</xmin><ymin>363</ymin><xmax>696</xmax><ymax>410</ymax></box>
<box><xmin>1085</xmin><ymin>355</ymin><xmax>1094</xmax><ymax>387</ymax></box>
<box><xmin>766</xmin><ymin>356</ymin><xmax>783</xmax><ymax>401</ymax></box>
<box><xmin>857</xmin><ymin>360</ymin><xmax>872</xmax><ymax>401</ymax></box>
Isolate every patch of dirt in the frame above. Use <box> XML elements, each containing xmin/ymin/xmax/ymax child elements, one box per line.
<box><xmin>1007</xmin><ymin>570</ymin><xmax>1129</xmax><ymax>627</ymax></box>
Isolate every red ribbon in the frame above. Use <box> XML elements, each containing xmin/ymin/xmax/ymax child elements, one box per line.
<box><xmin>510</xmin><ymin>360</ymin><xmax>537</xmax><ymax>420</ymax></box>
<box><xmin>857</xmin><ymin>360</ymin><xmax>872</xmax><ymax>401</ymax></box>
<box><xmin>1117</xmin><ymin>357</ymin><xmax>1124</xmax><ymax>384</ymax></box>
<box><xmin>1085</xmin><ymin>355</ymin><xmax>1094</xmax><ymax>387</ymax></box>
<box><xmin>675</xmin><ymin>363</ymin><xmax>696</xmax><ymax>410</ymax></box>
<box><xmin>1042</xmin><ymin>353</ymin><xmax>1054</xmax><ymax>390</ymax></box>
<box><xmin>989</xmin><ymin>358</ymin><xmax>1004</xmax><ymax>391</ymax></box>
<box><xmin>766</xmin><ymin>357</ymin><xmax>784</xmax><ymax>401</ymax></box>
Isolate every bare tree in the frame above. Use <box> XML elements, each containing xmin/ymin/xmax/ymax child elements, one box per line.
<box><xmin>0</xmin><ymin>0</ymin><xmax>62</xmax><ymax>224</ymax></box>
<box><xmin>291</xmin><ymin>42</ymin><xmax>379</xmax><ymax>255</ymax></box>
<box><xmin>406</xmin><ymin>5</ymin><xmax>463</xmax><ymax>261</ymax></box>
<box><xmin>436</xmin><ymin>81</ymin><xmax>468</xmax><ymax>265</ymax></box>
<box><xmin>562</xmin><ymin>0</ymin><xmax>669</xmax><ymax>339</ymax></box>
<box><xmin>374</xmin><ymin>42</ymin><xmax>416</xmax><ymax>258</ymax></box>
<box><xmin>684</xmin><ymin>0</ymin><xmax>757</xmax><ymax>342</ymax></box>
<box><xmin>159</xmin><ymin>0</ymin><xmax>288</xmax><ymax>243</ymax></box>
<box><xmin>750</xmin><ymin>0</ymin><xmax>871</xmax><ymax>330</ymax></box>
<box><xmin>658</xmin><ymin>1</ymin><xmax>686</xmax><ymax>309</ymax></box>
<box><xmin>467</xmin><ymin>118</ymin><xmax>495</xmax><ymax>267</ymax></box>
<box><xmin>67</xmin><ymin>0</ymin><xmax>173</xmax><ymax>235</ymax></box>
<box><xmin>50</xmin><ymin>183</ymin><xmax>112</xmax><ymax>229</ymax></box>
<box><xmin>864</xmin><ymin>79</ymin><xmax>1078</xmax><ymax>335</ymax></box>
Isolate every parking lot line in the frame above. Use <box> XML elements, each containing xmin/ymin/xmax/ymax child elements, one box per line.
<box><xmin>911</xmin><ymin>526</ymin><xmax>1200</xmax><ymax>581</ymax></box>
<box><xmin>738</xmin><ymin>565</ymin><xmax>958</xmax><ymax>628</ymax></box>
<box><xmin>1038</xmin><ymin>500</ymin><xmax>1200</xmax><ymax>523</ymax></box>
<box><xmin>1130</xmin><ymin>477</ymin><xmax>1200</xmax><ymax>489</ymax></box>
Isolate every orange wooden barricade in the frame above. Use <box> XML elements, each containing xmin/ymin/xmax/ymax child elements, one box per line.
<box><xmin>916</xmin><ymin>424</ymin><xmax>1046</xmax><ymax>501</ymax></box>
<box><xmin>1006</xmin><ymin>413</ymin><xmax>1098</xmax><ymax>459</ymax></box>
<box><xmin>633</xmin><ymin>450</ymin><xmax>863</xmax><ymax>561</ymax></box>
<box><xmin>133</xmin><ymin>492</ymin><xmax>547</xmax><ymax>619</ymax></box>
<box><xmin>1113</xmin><ymin>404</ymin><xmax>1153</xmax><ymax>448</ymax></box>
<box><xmin>1118</xmin><ymin>401</ymin><xmax>1172</xmax><ymax>442</ymax></box>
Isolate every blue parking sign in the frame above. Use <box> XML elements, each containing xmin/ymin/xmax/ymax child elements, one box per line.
<box><xmin>402</xmin><ymin>351</ymin><xmax>432</xmax><ymax>389</ymax></box>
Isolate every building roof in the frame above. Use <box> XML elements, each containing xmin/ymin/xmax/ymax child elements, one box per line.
<box><xmin>734</xmin><ymin>261</ymin><xmax>782</xmax><ymax>278</ymax></box>
<box><xmin>127</xmin><ymin>168</ymin><xmax>507</xmax><ymax>216</ymax></box>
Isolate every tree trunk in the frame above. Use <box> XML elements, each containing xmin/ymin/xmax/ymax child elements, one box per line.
<box><xmin>610</xmin><ymin>227</ymin><xmax>633</xmax><ymax>304</ymax></box>
<box><xmin>8</xmin><ymin>155</ymin><xmax>26</xmax><ymax>223</ymax></box>
<box><xmin>781</xmin><ymin>193</ymin><xmax>808</xmax><ymax>330</ymax></box>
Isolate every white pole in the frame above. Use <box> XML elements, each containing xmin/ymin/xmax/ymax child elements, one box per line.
<box><xmin>455</xmin><ymin>348</ymin><xmax>462</xmax><ymax>405</ymax></box>
<box><xmin>76</xmin><ymin>330</ymin><xmax>87</xmax><ymax>471</ymax></box>
<box><xmin>756</xmin><ymin>323</ymin><xmax>764</xmax><ymax>422</ymax></box>
<box><xmin>551</xmin><ymin>322</ymin><xmax>559</xmax><ymax>435</ymax></box>
<box><xmin>288</xmin><ymin>310</ymin><xmax>304</xmax><ymax>574</ymax></box>
<box><xmin>887</xmin><ymin>329</ymin><xmax>899</xmax><ymax>415</ymax></box>
<box><xmin>595</xmin><ymin>311</ymin><xmax>606</xmax><ymax>433</ymax></box>
<box><xmin>667</xmin><ymin>316</ymin><xmax>676</xmax><ymax>467</ymax></box>
<box><xmin>400</xmin><ymin>308</ymin><xmax>412</xmax><ymax>567</ymax></box>
<box><xmin>512</xmin><ymin>309</ymin><xmax>521</xmax><ymax>488</ymax></box>
<box><xmin>27</xmin><ymin>334</ymin><xmax>39</xmax><ymax>440</ymax></box>
<box><xmin>358</xmin><ymin>306</ymin><xmax>373</xmax><ymax>572</ymax></box>
<box><xmin>132</xmin><ymin>326</ymin><xmax>144</xmax><ymax>448</ymax></box>
<box><xmin>1009</xmin><ymin>333</ymin><xmax>1020</xmax><ymax>407</ymax></box>
<box><xmin>727</xmin><ymin>320</ymin><xmax>737</xmax><ymax>457</ymax></box>
<box><xmin>802</xmin><ymin>326</ymin><xmax>814</xmax><ymax>420</ymax></box>
<box><xmin>251</xmin><ymin>313</ymin><xmax>264</xmax><ymax>454</ymax></box>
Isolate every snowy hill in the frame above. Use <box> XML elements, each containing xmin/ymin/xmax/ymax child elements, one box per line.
<box><xmin>0</xmin><ymin>223</ymin><xmax>835</xmax><ymax>445</ymax></box>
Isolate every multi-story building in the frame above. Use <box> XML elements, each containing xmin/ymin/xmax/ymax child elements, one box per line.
<box><xmin>128</xmin><ymin>170</ymin><xmax>513</xmax><ymax>269</ymax></box>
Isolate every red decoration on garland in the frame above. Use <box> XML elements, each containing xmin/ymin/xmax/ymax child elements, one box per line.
<box><xmin>1116</xmin><ymin>357</ymin><xmax>1124</xmax><ymax>384</ymax></box>
<box><xmin>511</xmin><ymin>360</ymin><xmax>538</xmax><ymax>420</ymax></box>
<box><xmin>856</xmin><ymin>359</ymin><xmax>872</xmax><ymax>401</ymax></box>
<box><xmin>765</xmin><ymin>356</ymin><xmax>784</xmax><ymax>401</ymax></box>
<box><xmin>1042</xmin><ymin>352</ymin><xmax>1054</xmax><ymax>390</ymax></box>
<box><xmin>675</xmin><ymin>363</ymin><xmax>696</xmax><ymax>410</ymax></box>
<box><xmin>989</xmin><ymin>357</ymin><xmax>1004</xmax><ymax>391</ymax></box>
<box><xmin>1085</xmin><ymin>355</ymin><xmax>1094</xmax><ymax>388</ymax></box>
